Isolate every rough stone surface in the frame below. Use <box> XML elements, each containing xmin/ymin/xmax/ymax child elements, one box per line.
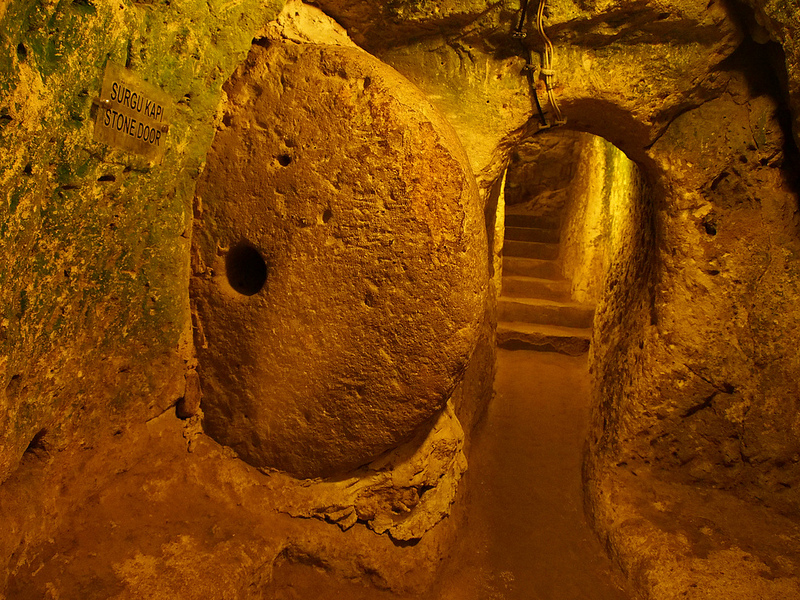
<box><xmin>307</xmin><ymin>0</ymin><xmax>494</xmax><ymax>52</ymax></box>
<box><xmin>0</xmin><ymin>0</ymin><xmax>284</xmax><ymax>590</ymax></box>
<box><xmin>589</xmin><ymin>57</ymin><xmax>800</xmax><ymax>509</ymax></box>
<box><xmin>561</xmin><ymin>133</ymin><xmax>642</xmax><ymax>306</ymax></box>
<box><xmin>504</xmin><ymin>130</ymin><xmax>582</xmax><ymax>216</ymax></box>
<box><xmin>496</xmin><ymin>322</ymin><xmax>591</xmax><ymax>355</ymax></box>
<box><xmin>3</xmin><ymin>412</ymin><xmax>457</xmax><ymax>599</ymax></box>
<box><xmin>585</xmin><ymin>27</ymin><xmax>800</xmax><ymax>600</ymax></box>
<box><xmin>745</xmin><ymin>0</ymin><xmax>800</xmax><ymax>148</ymax></box>
<box><xmin>545</xmin><ymin>0</ymin><xmax>744</xmax><ymax>160</ymax></box>
<box><xmin>378</xmin><ymin>24</ymin><xmax>533</xmax><ymax>183</ymax></box>
<box><xmin>590</xmin><ymin>470</ymin><xmax>800</xmax><ymax>600</ymax></box>
<box><xmin>191</xmin><ymin>34</ymin><xmax>487</xmax><ymax>478</ymax></box>
<box><xmin>351</xmin><ymin>0</ymin><xmax>744</xmax><ymax>189</ymax></box>
<box><xmin>279</xmin><ymin>400</ymin><xmax>467</xmax><ymax>542</ymax></box>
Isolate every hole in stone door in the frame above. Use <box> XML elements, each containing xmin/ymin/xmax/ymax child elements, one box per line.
<box><xmin>225</xmin><ymin>242</ymin><xmax>268</xmax><ymax>296</ymax></box>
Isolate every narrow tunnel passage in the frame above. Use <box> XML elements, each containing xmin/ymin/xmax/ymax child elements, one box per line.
<box><xmin>432</xmin><ymin>130</ymin><xmax>641</xmax><ymax>599</ymax></box>
<box><xmin>434</xmin><ymin>350</ymin><xmax>631</xmax><ymax>600</ymax></box>
<box><xmin>494</xmin><ymin>130</ymin><xmax>641</xmax><ymax>355</ymax></box>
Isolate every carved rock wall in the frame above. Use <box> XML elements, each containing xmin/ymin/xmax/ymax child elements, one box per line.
<box><xmin>560</xmin><ymin>133</ymin><xmax>642</xmax><ymax>306</ymax></box>
<box><xmin>1</xmin><ymin>2</ymin><xmax>495</xmax><ymax>594</ymax></box>
<box><xmin>590</xmin><ymin>65</ymin><xmax>800</xmax><ymax>510</ymax></box>
<box><xmin>0</xmin><ymin>0</ymin><xmax>284</xmax><ymax>589</ymax></box>
<box><xmin>583</xmin><ymin>22</ymin><xmax>800</xmax><ymax>600</ymax></box>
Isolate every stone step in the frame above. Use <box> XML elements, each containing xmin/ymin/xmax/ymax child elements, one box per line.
<box><xmin>497</xmin><ymin>321</ymin><xmax>591</xmax><ymax>355</ymax></box>
<box><xmin>498</xmin><ymin>297</ymin><xmax>595</xmax><ymax>329</ymax></box>
<box><xmin>503</xmin><ymin>256</ymin><xmax>562</xmax><ymax>280</ymax></box>
<box><xmin>504</xmin><ymin>239</ymin><xmax>559</xmax><ymax>260</ymax></box>
<box><xmin>502</xmin><ymin>276</ymin><xmax>571</xmax><ymax>302</ymax></box>
<box><xmin>505</xmin><ymin>225</ymin><xmax>560</xmax><ymax>244</ymax></box>
<box><xmin>504</xmin><ymin>213</ymin><xmax>561</xmax><ymax>230</ymax></box>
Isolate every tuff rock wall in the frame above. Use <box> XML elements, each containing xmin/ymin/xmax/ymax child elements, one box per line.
<box><xmin>0</xmin><ymin>1</ymin><xmax>496</xmax><ymax>596</ymax></box>
<box><xmin>585</xmin><ymin>41</ymin><xmax>800</xmax><ymax>598</ymax></box>
<box><xmin>3</xmin><ymin>0</ymin><xmax>800</xmax><ymax>597</ymax></box>
<box><xmin>0</xmin><ymin>0</ymin><xmax>286</xmax><ymax>589</ymax></box>
<box><xmin>318</xmin><ymin>0</ymin><xmax>800</xmax><ymax>595</ymax></box>
<box><xmin>560</xmin><ymin>134</ymin><xmax>641</xmax><ymax>306</ymax></box>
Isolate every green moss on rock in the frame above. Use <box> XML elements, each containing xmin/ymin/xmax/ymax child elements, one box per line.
<box><xmin>0</xmin><ymin>0</ymin><xmax>286</xmax><ymax>486</ymax></box>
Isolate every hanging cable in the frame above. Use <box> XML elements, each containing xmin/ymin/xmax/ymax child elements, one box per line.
<box><xmin>513</xmin><ymin>0</ymin><xmax>530</xmax><ymax>36</ymax></box>
<box><xmin>524</xmin><ymin>48</ymin><xmax>548</xmax><ymax>127</ymax></box>
<box><xmin>513</xmin><ymin>0</ymin><xmax>548</xmax><ymax>126</ymax></box>
<box><xmin>535</xmin><ymin>0</ymin><xmax>565</xmax><ymax>124</ymax></box>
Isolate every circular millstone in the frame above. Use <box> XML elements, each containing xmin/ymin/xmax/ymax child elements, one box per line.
<box><xmin>191</xmin><ymin>39</ymin><xmax>487</xmax><ymax>479</ymax></box>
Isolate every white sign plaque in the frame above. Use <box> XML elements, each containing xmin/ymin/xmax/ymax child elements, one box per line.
<box><xmin>93</xmin><ymin>62</ymin><xmax>170</xmax><ymax>161</ymax></box>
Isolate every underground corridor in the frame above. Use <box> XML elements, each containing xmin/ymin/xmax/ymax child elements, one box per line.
<box><xmin>4</xmin><ymin>0</ymin><xmax>800</xmax><ymax>599</ymax></box>
<box><xmin>266</xmin><ymin>130</ymin><xmax>640</xmax><ymax>599</ymax></box>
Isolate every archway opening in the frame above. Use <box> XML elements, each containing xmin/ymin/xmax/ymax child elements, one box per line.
<box><xmin>495</xmin><ymin>129</ymin><xmax>644</xmax><ymax>357</ymax></box>
<box><xmin>432</xmin><ymin>129</ymin><xmax>649</xmax><ymax>599</ymax></box>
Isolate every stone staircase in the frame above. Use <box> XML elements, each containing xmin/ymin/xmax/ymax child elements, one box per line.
<box><xmin>497</xmin><ymin>214</ymin><xmax>594</xmax><ymax>355</ymax></box>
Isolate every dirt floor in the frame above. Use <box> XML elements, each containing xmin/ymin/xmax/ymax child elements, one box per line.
<box><xmin>2</xmin><ymin>349</ymin><xmax>631</xmax><ymax>599</ymax></box>
<box><xmin>259</xmin><ymin>348</ymin><xmax>632</xmax><ymax>600</ymax></box>
<box><xmin>432</xmin><ymin>349</ymin><xmax>630</xmax><ymax>600</ymax></box>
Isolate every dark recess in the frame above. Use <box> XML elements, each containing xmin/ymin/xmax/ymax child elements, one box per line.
<box><xmin>719</xmin><ymin>5</ymin><xmax>800</xmax><ymax>199</ymax></box>
<box><xmin>23</xmin><ymin>428</ymin><xmax>48</xmax><ymax>459</ymax></box>
<box><xmin>226</xmin><ymin>242</ymin><xmax>268</xmax><ymax>296</ymax></box>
